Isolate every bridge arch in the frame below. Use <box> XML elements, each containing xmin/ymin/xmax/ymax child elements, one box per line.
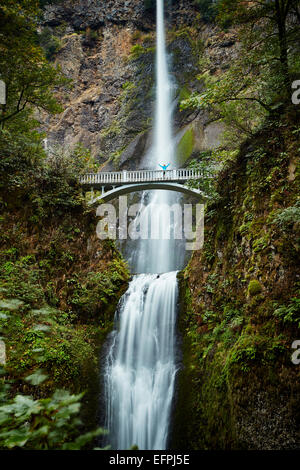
<box><xmin>88</xmin><ymin>182</ymin><xmax>208</xmax><ymax>205</ymax></box>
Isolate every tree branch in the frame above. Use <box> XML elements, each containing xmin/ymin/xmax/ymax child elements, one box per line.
<box><xmin>216</xmin><ymin>96</ymin><xmax>273</xmax><ymax>113</ymax></box>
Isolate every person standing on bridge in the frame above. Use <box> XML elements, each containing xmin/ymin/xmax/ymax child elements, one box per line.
<box><xmin>159</xmin><ymin>163</ymin><xmax>170</xmax><ymax>177</ymax></box>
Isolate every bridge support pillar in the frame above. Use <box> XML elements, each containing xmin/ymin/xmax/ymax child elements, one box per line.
<box><xmin>90</xmin><ymin>187</ymin><xmax>94</xmax><ymax>203</ymax></box>
<box><xmin>101</xmin><ymin>186</ymin><xmax>105</xmax><ymax>195</ymax></box>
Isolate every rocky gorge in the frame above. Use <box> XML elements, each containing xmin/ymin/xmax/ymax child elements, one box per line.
<box><xmin>39</xmin><ymin>0</ymin><xmax>299</xmax><ymax>450</ymax></box>
<box><xmin>0</xmin><ymin>0</ymin><xmax>299</xmax><ymax>451</ymax></box>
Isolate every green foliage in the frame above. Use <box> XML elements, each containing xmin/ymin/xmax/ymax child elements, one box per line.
<box><xmin>0</xmin><ymin>2</ymin><xmax>130</xmax><ymax>448</ymax></box>
<box><xmin>38</xmin><ymin>27</ymin><xmax>62</xmax><ymax>61</ymax></box>
<box><xmin>25</xmin><ymin>369</ymin><xmax>49</xmax><ymax>386</ymax></box>
<box><xmin>0</xmin><ymin>0</ymin><xmax>68</xmax><ymax>129</ymax></box>
<box><xmin>178</xmin><ymin>85</ymin><xmax>191</xmax><ymax>102</ymax></box>
<box><xmin>68</xmin><ymin>261</ymin><xmax>129</xmax><ymax>321</ymax></box>
<box><xmin>129</xmin><ymin>44</ymin><xmax>145</xmax><ymax>60</ymax></box>
<box><xmin>181</xmin><ymin>0</ymin><xmax>300</xmax><ymax>150</ymax></box>
<box><xmin>0</xmin><ymin>2</ymin><xmax>78</xmax><ymax>213</ymax></box>
<box><xmin>0</xmin><ymin>372</ymin><xmax>106</xmax><ymax>449</ymax></box>
<box><xmin>0</xmin><ymin>299</ymin><xmax>24</xmax><ymax>311</ymax></box>
<box><xmin>273</xmin><ymin>297</ymin><xmax>300</xmax><ymax>327</ymax></box>
<box><xmin>271</xmin><ymin>201</ymin><xmax>300</xmax><ymax>230</ymax></box>
<box><xmin>122</xmin><ymin>81</ymin><xmax>136</xmax><ymax>92</ymax></box>
<box><xmin>46</xmin><ymin>143</ymin><xmax>98</xmax><ymax>176</ymax></box>
<box><xmin>186</xmin><ymin>151</ymin><xmax>227</xmax><ymax>199</ymax></box>
<box><xmin>0</xmin><ymin>131</ymin><xmax>98</xmax><ymax>220</ymax></box>
<box><xmin>0</xmin><ymin>212</ymin><xmax>129</xmax><ymax>384</ymax></box>
<box><xmin>194</xmin><ymin>0</ymin><xmax>219</xmax><ymax>23</ymax></box>
<box><xmin>177</xmin><ymin>108</ymin><xmax>300</xmax><ymax>449</ymax></box>
<box><xmin>0</xmin><ymin>297</ymin><xmax>108</xmax><ymax>449</ymax></box>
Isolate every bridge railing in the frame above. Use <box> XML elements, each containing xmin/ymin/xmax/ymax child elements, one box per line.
<box><xmin>79</xmin><ymin>168</ymin><xmax>211</xmax><ymax>185</ymax></box>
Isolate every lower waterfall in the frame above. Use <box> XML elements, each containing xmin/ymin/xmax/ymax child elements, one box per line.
<box><xmin>104</xmin><ymin>272</ymin><xmax>178</xmax><ymax>450</ymax></box>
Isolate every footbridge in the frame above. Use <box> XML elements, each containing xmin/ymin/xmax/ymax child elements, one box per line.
<box><xmin>79</xmin><ymin>168</ymin><xmax>212</xmax><ymax>204</ymax></box>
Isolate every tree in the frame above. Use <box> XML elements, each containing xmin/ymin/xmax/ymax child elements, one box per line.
<box><xmin>0</xmin><ymin>0</ymin><xmax>67</xmax><ymax>128</ymax></box>
<box><xmin>181</xmin><ymin>0</ymin><xmax>300</xmax><ymax>146</ymax></box>
<box><xmin>218</xmin><ymin>0</ymin><xmax>299</xmax><ymax>92</ymax></box>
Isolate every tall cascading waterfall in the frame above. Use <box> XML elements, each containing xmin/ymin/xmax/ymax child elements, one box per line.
<box><xmin>104</xmin><ymin>1</ymin><xmax>181</xmax><ymax>449</ymax></box>
<box><xmin>131</xmin><ymin>0</ymin><xmax>183</xmax><ymax>275</ymax></box>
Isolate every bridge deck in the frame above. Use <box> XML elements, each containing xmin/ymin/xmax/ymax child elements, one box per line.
<box><xmin>80</xmin><ymin>168</ymin><xmax>211</xmax><ymax>188</ymax></box>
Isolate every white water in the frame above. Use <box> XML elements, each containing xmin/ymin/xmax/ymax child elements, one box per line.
<box><xmin>105</xmin><ymin>272</ymin><xmax>178</xmax><ymax>449</ymax></box>
<box><xmin>134</xmin><ymin>0</ymin><xmax>181</xmax><ymax>274</ymax></box>
<box><xmin>104</xmin><ymin>1</ymin><xmax>180</xmax><ymax>449</ymax></box>
<box><xmin>154</xmin><ymin>0</ymin><xmax>173</xmax><ymax>165</ymax></box>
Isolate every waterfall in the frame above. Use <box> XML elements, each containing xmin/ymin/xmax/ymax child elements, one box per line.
<box><xmin>154</xmin><ymin>0</ymin><xmax>173</xmax><ymax>165</ymax></box>
<box><xmin>104</xmin><ymin>1</ymin><xmax>180</xmax><ymax>449</ymax></box>
<box><xmin>105</xmin><ymin>272</ymin><xmax>178</xmax><ymax>450</ymax></box>
<box><xmin>132</xmin><ymin>0</ymin><xmax>183</xmax><ymax>274</ymax></box>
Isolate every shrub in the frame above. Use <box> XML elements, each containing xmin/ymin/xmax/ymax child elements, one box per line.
<box><xmin>0</xmin><ymin>368</ymin><xmax>106</xmax><ymax>449</ymax></box>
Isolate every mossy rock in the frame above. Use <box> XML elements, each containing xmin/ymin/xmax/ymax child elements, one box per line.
<box><xmin>247</xmin><ymin>280</ymin><xmax>263</xmax><ymax>296</ymax></box>
<box><xmin>176</xmin><ymin>128</ymin><xmax>195</xmax><ymax>167</ymax></box>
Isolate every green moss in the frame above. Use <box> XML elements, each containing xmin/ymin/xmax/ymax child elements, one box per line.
<box><xmin>247</xmin><ymin>280</ymin><xmax>263</xmax><ymax>296</ymax></box>
<box><xmin>129</xmin><ymin>44</ymin><xmax>144</xmax><ymax>59</ymax></box>
<box><xmin>178</xmin><ymin>85</ymin><xmax>191</xmax><ymax>103</ymax></box>
<box><xmin>176</xmin><ymin>128</ymin><xmax>195</xmax><ymax>166</ymax></box>
<box><xmin>0</xmin><ymin>193</ymin><xmax>129</xmax><ymax>405</ymax></box>
<box><xmin>129</xmin><ymin>44</ymin><xmax>155</xmax><ymax>61</ymax></box>
<box><xmin>122</xmin><ymin>81</ymin><xmax>136</xmax><ymax>92</ymax></box>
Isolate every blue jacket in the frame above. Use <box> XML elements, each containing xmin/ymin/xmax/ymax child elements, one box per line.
<box><xmin>159</xmin><ymin>164</ymin><xmax>170</xmax><ymax>171</ymax></box>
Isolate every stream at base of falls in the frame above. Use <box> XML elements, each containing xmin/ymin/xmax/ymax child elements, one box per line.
<box><xmin>104</xmin><ymin>272</ymin><xmax>178</xmax><ymax>450</ymax></box>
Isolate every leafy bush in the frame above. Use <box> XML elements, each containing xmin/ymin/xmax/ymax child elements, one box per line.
<box><xmin>186</xmin><ymin>153</ymin><xmax>221</xmax><ymax>199</ymax></box>
<box><xmin>130</xmin><ymin>44</ymin><xmax>145</xmax><ymax>60</ymax></box>
<box><xmin>0</xmin><ymin>368</ymin><xmax>106</xmax><ymax>450</ymax></box>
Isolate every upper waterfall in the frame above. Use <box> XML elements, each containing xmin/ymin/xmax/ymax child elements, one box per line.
<box><xmin>131</xmin><ymin>0</ymin><xmax>186</xmax><ymax>274</ymax></box>
<box><xmin>154</xmin><ymin>0</ymin><xmax>173</xmax><ymax>167</ymax></box>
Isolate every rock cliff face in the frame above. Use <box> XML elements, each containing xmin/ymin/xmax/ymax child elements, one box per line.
<box><xmin>41</xmin><ymin>0</ymin><xmax>237</xmax><ymax>170</ymax></box>
<box><xmin>43</xmin><ymin>0</ymin><xmax>199</xmax><ymax>32</ymax></box>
